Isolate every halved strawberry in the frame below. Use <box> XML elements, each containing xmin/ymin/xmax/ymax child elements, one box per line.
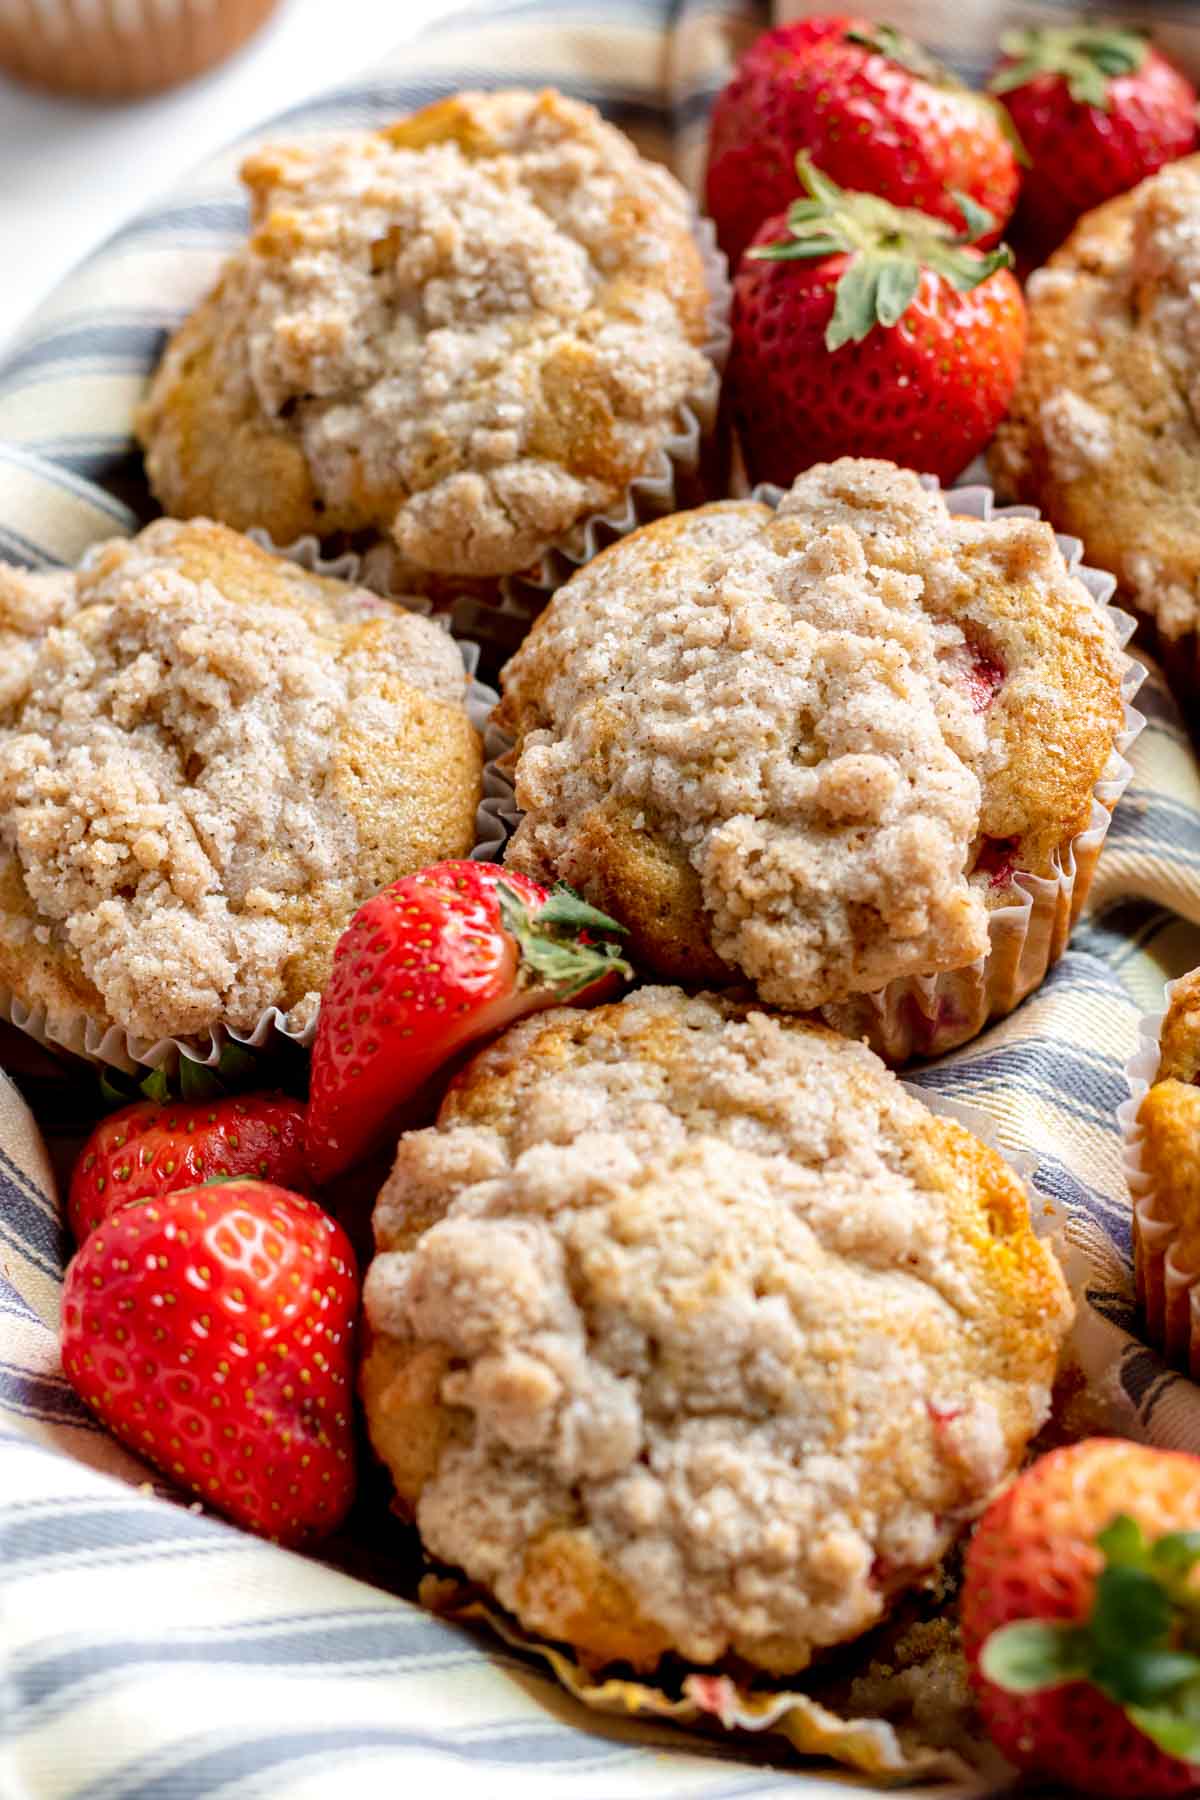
<box><xmin>305</xmin><ymin>861</ymin><xmax>631</xmax><ymax>1184</ymax></box>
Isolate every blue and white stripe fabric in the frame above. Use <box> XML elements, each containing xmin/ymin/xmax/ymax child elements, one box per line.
<box><xmin>2</xmin><ymin>2</ymin><xmax>1200</xmax><ymax>1796</ymax></box>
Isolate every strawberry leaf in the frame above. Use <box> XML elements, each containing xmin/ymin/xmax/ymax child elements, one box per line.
<box><xmin>536</xmin><ymin>884</ymin><xmax>628</xmax><ymax>934</ymax></box>
<box><xmin>140</xmin><ymin>1068</ymin><xmax>171</xmax><ymax>1104</ymax></box>
<box><xmin>1153</xmin><ymin>1532</ymin><xmax>1200</xmax><ymax>1576</ymax></box>
<box><xmin>100</xmin><ymin>1068</ymin><xmax>140</xmax><ymax>1108</ymax></box>
<box><xmin>982</xmin><ymin>1621</ymin><xmax>1091</xmax><ymax>1691</ymax></box>
<box><xmin>1097</xmin><ymin>1513</ymin><xmax>1148</xmax><ymax>1568</ymax></box>
<box><xmin>951</xmin><ymin>191</ymin><xmax>995</xmax><ymax>243</ymax></box>
<box><xmin>496</xmin><ymin>881</ymin><xmax>632</xmax><ymax>999</ymax></box>
<box><xmin>1128</xmin><ymin>1692</ymin><xmax>1200</xmax><ymax>1764</ymax></box>
<box><xmin>874</xmin><ymin>259</ymin><xmax>921</xmax><ymax>328</ymax></box>
<box><xmin>844</xmin><ymin>23</ymin><xmax>956</xmax><ymax>88</ymax></box>
<box><xmin>755</xmin><ymin>154</ymin><xmax>1013</xmax><ymax>350</ymax></box>
<box><xmin>1099</xmin><ymin>1650</ymin><xmax>1200</xmax><ymax>1708</ymax></box>
<box><xmin>179</xmin><ymin>1056</ymin><xmax>224</xmax><ymax>1103</ymax></box>
<box><xmin>802</xmin><ymin>158</ymin><xmax>847</xmax><ymax>210</ymax></box>
<box><xmin>989</xmin><ymin>26</ymin><xmax>1148</xmax><ymax>113</ymax></box>
<box><xmin>1092</xmin><ymin>1566</ymin><xmax>1173</xmax><ymax>1655</ymax></box>
<box><xmin>748</xmin><ymin>234</ymin><xmax>844</xmax><ymax>263</ymax></box>
<box><xmin>826</xmin><ymin>256</ymin><xmax>881</xmax><ymax>350</ymax></box>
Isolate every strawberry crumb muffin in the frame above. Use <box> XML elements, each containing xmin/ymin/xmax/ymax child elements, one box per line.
<box><xmin>496</xmin><ymin>458</ymin><xmax>1130</xmax><ymax>1056</ymax></box>
<box><xmin>991</xmin><ymin>156</ymin><xmax>1200</xmax><ymax>704</ymax></box>
<box><xmin>362</xmin><ymin>985</ymin><xmax>1072</xmax><ymax>1676</ymax></box>
<box><xmin>135</xmin><ymin>89</ymin><xmax>718</xmax><ymax>594</ymax></box>
<box><xmin>1128</xmin><ymin>969</ymin><xmax>1200</xmax><ymax>1372</ymax></box>
<box><xmin>0</xmin><ymin>519</ymin><xmax>482</xmax><ymax>1052</ymax></box>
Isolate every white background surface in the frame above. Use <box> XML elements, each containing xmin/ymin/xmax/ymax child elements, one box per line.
<box><xmin>0</xmin><ymin>0</ymin><xmax>460</xmax><ymax>352</ymax></box>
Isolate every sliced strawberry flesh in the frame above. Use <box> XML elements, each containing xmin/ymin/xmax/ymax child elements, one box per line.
<box><xmin>963</xmin><ymin>642</ymin><xmax>1006</xmax><ymax>712</ymax></box>
<box><xmin>975</xmin><ymin>835</ymin><xmax>1021</xmax><ymax>889</ymax></box>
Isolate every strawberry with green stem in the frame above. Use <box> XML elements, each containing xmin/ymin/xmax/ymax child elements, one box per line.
<box><xmin>989</xmin><ymin>26</ymin><xmax>1198</xmax><ymax>254</ymax></box>
<box><xmin>963</xmin><ymin>1438</ymin><xmax>1200</xmax><ymax>1797</ymax></box>
<box><xmin>705</xmin><ymin>14</ymin><xmax>1021</xmax><ymax>271</ymax></box>
<box><xmin>305</xmin><ymin>861</ymin><xmax>631</xmax><ymax>1184</ymax></box>
<box><xmin>728</xmin><ymin>155</ymin><xmax>1025</xmax><ymax>488</ymax></box>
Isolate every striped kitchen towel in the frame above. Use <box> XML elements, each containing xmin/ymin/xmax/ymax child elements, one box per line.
<box><xmin>2</xmin><ymin>2</ymin><xmax>1200</xmax><ymax>1797</ymax></box>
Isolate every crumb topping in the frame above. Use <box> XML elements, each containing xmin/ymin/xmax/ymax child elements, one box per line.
<box><xmin>0</xmin><ymin>520</ymin><xmax>479</xmax><ymax>1042</ymax></box>
<box><xmin>990</xmin><ymin>156</ymin><xmax>1200</xmax><ymax>641</ymax></box>
<box><xmin>365</xmin><ymin>987</ymin><xmax>1071</xmax><ymax>1673</ymax></box>
<box><xmin>137</xmin><ymin>89</ymin><xmax>714</xmax><ymax>580</ymax></box>
<box><xmin>497</xmin><ymin>459</ymin><xmax>1125</xmax><ymax>1009</ymax></box>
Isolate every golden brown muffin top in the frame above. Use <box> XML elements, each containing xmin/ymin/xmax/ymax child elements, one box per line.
<box><xmin>0</xmin><ymin>519</ymin><xmax>481</xmax><ymax>1043</ymax></box>
<box><xmin>136</xmin><ymin>89</ymin><xmax>714</xmax><ymax>582</ymax></box>
<box><xmin>1139</xmin><ymin>970</ymin><xmax>1200</xmax><ymax>1266</ymax></box>
<box><xmin>497</xmin><ymin>459</ymin><xmax>1126</xmax><ymax>1009</ymax></box>
<box><xmin>1158</xmin><ymin>967</ymin><xmax>1200</xmax><ymax>1083</ymax></box>
<box><xmin>991</xmin><ymin>155</ymin><xmax>1200</xmax><ymax>646</ymax></box>
<box><xmin>364</xmin><ymin>985</ymin><xmax>1072</xmax><ymax>1676</ymax></box>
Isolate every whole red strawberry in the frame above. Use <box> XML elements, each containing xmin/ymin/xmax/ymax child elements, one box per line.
<box><xmin>990</xmin><ymin>26</ymin><xmax>1198</xmax><ymax>254</ymax></box>
<box><xmin>962</xmin><ymin>1438</ymin><xmax>1200</xmax><ymax>1798</ymax></box>
<box><xmin>61</xmin><ymin>1179</ymin><xmax>357</xmax><ymax>1545</ymax></box>
<box><xmin>706</xmin><ymin>15</ymin><xmax>1020</xmax><ymax>270</ymax></box>
<box><xmin>728</xmin><ymin>156</ymin><xmax>1025</xmax><ymax>488</ymax></box>
<box><xmin>306</xmin><ymin>861</ymin><xmax>630</xmax><ymax>1184</ymax></box>
<box><xmin>68</xmin><ymin>1092</ymin><xmax>309</xmax><ymax>1242</ymax></box>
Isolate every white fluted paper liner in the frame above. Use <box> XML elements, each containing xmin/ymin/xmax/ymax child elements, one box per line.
<box><xmin>416</xmin><ymin>1087</ymin><xmax>1054</xmax><ymax>1788</ymax></box>
<box><xmin>0</xmin><ymin>535</ymin><xmax>509</xmax><ymax>1077</ymax></box>
<box><xmin>486</xmin><ymin>478</ymin><xmax>1147</xmax><ymax>1063</ymax></box>
<box><xmin>1119</xmin><ymin>974</ymin><xmax>1200</xmax><ymax>1375</ymax></box>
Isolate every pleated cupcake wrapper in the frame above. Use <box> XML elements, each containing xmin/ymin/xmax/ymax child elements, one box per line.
<box><xmin>0</xmin><ymin>0</ymin><xmax>280</xmax><ymax>97</ymax></box>
<box><xmin>0</xmin><ymin>533</ymin><xmax>515</xmax><ymax>1078</ymax></box>
<box><xmin>417</xmin><ymin>1097</ymin><xmax>1052</xmax><ymax>1789</ymax></box>
<box><xmin>1119</xmin><ymin>975</ymin><xmax>1200</xmax><ymax>1376</ymax></box>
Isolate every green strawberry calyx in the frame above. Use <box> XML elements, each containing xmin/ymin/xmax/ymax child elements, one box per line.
<box><xmin>496</xmin><ymin>880</ymin><xmax>633</xmax><ymax>999</ymax></box>
<box><xmin>982</xmin><ymin>1513</ymin><xmax>1200</xmax><ymax>1763</ymax></box>
<box><xmin>989</xmin><ymin>25</ymin><xmax>1148</xmax><ymax>112</ymax></box>
<box><xmin>747</xmin><ymin>154</ymin><xmax>1013</xmax><ymax>353</ymax></box>
<box><xmin>845</xmin><ymin>25</ymin><xmax>1029</xmax><ymax>163</ymax></box>
<box><xmin>844</xmin><ymin>22</ymin><xmax>955</xmax><ymax>87</ymax></box>
<box><xmin>100</xmin><ymin>1040</ymin><xmax>261</xmax><ymax>1112</ymax></box>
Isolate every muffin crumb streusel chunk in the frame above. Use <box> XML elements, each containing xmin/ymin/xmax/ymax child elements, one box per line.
<box><xmin>0</xmin><ymin>519</ymin><xmax>482</xmax><ymax>1045</ymax></box>
<box><xmin>136</xmin><ymin>89</ymin><xmax>715</xmax><ymax>584</ymax></box>
<box><xmin>497</xmin><ymin>458</ymin><xmax>1126</xmax><ymax>1010</ymax></box>
<box><xmin>363</xmin><ymin>986</ymin><xmax>1072</xmax><ymax>1675</ymax></box>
